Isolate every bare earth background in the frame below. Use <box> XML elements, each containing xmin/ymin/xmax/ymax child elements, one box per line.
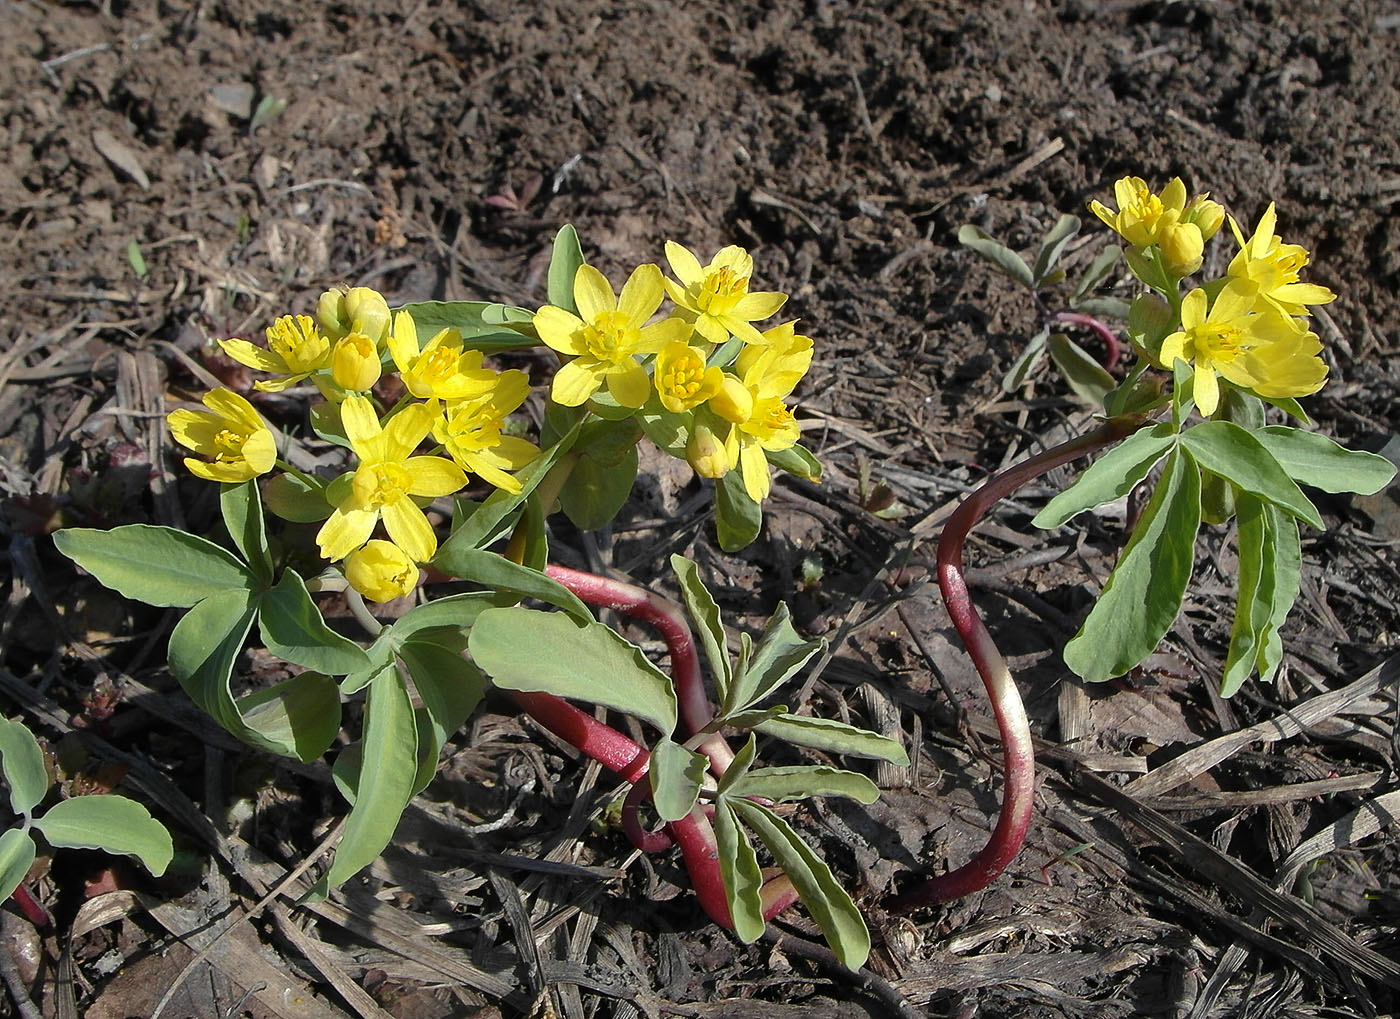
<box><xmin>3</xmin><ymin>2</ymin><xmax>1400</xmax><ymax>1017</ymax></box>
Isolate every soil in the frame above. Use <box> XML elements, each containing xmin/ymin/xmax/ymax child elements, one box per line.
<box><xmin>3</xmin><ymin>1</ymin><xmax>1399</xmax><ymax>1017</ymax></box>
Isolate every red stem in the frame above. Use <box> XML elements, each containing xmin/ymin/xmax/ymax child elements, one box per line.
<box><xmin>1051</xmin><ymin>311</ymin><xmax>1121</xmax><ymax>369</ymax></box>
<box><xmin>889</xmin><ymin>417</ymin><xmax>1145</xmax><ymax>910</ymax></box>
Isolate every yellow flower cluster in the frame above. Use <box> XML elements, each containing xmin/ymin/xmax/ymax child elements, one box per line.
<box><xmin>534</xmin><ymin>243</ymin><xmax>811</xmax><ymax>502</ymax></box>
<box><xmin>1094</xmin><ymin>178</ymin><xmax>1333</xmax><ymax>416</ymax></box>
<box><xmin>169</xmin><ymin>286</ymin><xmax>539</xmax><ymax>603</ymax></box>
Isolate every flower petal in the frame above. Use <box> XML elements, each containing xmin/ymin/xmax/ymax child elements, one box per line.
<box><xmin>534</xmin><ymin>306</ymin><xmax>588</xmax><ymax>355</ymax></box>
<box><xmin>186</xmin><ymin>458</ymin><xmax>256</xmax><ymax>483</ymax></box>
<box><xmin>382</xmin><ymin>401</ymin><xmax>438</xmax><ymax>460</ymax></box>
<box><xmin>340</xmin><ymin>394</ymin><xmax>384</xmax><ymax>460</ymax></box>
<box><xmin>605</xmin><ymin>359</ymin><xmax>651</xmax><ymax>408</ymax></box>
<box><xmin>1250</xmin><ymin>203</ymin><xmax>1278</xmax><ymax>259</ymax></box>
<box><xmin>387</xmin><ymin>311</ymin><xmax>420</xmax><ymax>373</ymax></box>
<box><xmin>1193</xmin><ymin>361</ymin><xmax>1220</xmax><ymax>416</ymax></box>
<box><xmin>219</xmin><ymin>338</ymin><xmax>284</xmax><ymax>372</ymax></box>
<box><xmin>664</xmin><ymin>240</ymin><xmax>703</xmax><ymax>288</ymax></box>
<box><xmin>731</xmin><ymin>290</ymin><xmax>787</xmax><ymax>322</ymax></box>
<box><xmin>202</xmin><ymin>388</ymin><xmax>264</xmax><ymax>432</ymax></box>
<box><xmin>551</xmin><ymin>358</ymin><xmax>603</xmax><ymax>406</ymax></box>
<box><xmin>317</xmin><ymin>505</ymin><xmax>378</xmax><ymax>562</ymax></box>
<box><xmin>574</xmin><ymin>265</ymin><xmax>617</xmax><ymax>322</ymax></box>
<box><xmin>739</xmin><ymin>438</ymin><xmax>771</xmax><ymax>502</ymax></box>
<box><xmin>617</xmin><ymin>263</ymin><xmax>665</xmax><ymax>326</ymax></box>
<box><xmin>167</xmin><ymin>409</ymin><xmax>220</xmax><ymax>453</ymax></box>
<box><xmin>404</xmin><ymin>456</ymin><xmax>468</xmax><ymax>497</ymax></box>
<box><xmin>636</xmin><ymin>316</ymin><xmax>694</xmax><ymax>354</ymax></box>
<box><xmin>382</xmin><ymin>498</ymin><xmax>437</xmax><ymax>562</ymax></box>
<box><xmin>241</xmin><ymin>429</ymin><xmax>277</xmax><ymax>475</ymax></box>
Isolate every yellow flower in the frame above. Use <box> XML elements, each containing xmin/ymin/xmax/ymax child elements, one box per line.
<box><xmin>1226</xmin><ymin>203</ymin><xmax>1336</xmax><ymax>317</ymax></box>
<box><xmin>662</xmin><ymin>242</ymin><xmax>787</xmax><ymax>345</ymax></box>
<box><xmin>345</xmin><ymin>540</ymin><xmax>420</xmax><ymax>602</ymax></box>
<box><xmin>219</xmin><ymin>315</ymin><xmax>330</xmax><ymax>392</ymax></box>
<box><xmin>433</xmin><ymin>370</ymin><xmax>540</xmax><ymax>494</ymax></box>
<box><xmin>386</xmin><ymin>311</ymin><xmax>499</xmax><ymax>401</ymax></box>
<box><xmin>533</xmin><ymin>263</ymin><xmax>690</xmax><ymax>407</ymax></box>
<box><xmin>655</xmin><ymin>341</ymin><xmax>724</xmax><ymax>413</ymax></box>
<box><xmin>1160</xmin><ymin>280</ymin><xmax>1327</xmax><ymax>416</ymax></box>
<box><xmin>316</xmin><ymin>395</ymin><xmax>467</xmax><ymax>563</ymax></box>
<box><xmin>1089</xmin><ymin>176</ymin><xmax>1187</xmax><ymax>249</ymax></box>
<box><xmin>714</xmin><ymin>321</ymin><xmax>813</xmax><ymax>502</ymax></box>
<box><xmin>1183</xmin><ymin>193</ymin><xmax>1225</xmax><ymax>242</ymax></box>
<box><xmin>167</xmin><ymin>388</ymin><xmax>277</xmax><ymax>483</ymax></box>
<box><xmin>330</xmin><ymin>333</ymin><xmax>383</xmax><ymax>392</ymax></box>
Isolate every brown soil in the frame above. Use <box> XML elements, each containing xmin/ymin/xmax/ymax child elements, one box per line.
<box><xmin>3</xmin><ymin>2</ymin><xmax>1399</xmax><ymax>1017</ymax></box>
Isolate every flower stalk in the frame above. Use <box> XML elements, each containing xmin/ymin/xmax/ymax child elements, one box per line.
<box><xmin>890</xmin><ymin>416</ymin><xmax>1146</xmax><ymax>910</ymax></box>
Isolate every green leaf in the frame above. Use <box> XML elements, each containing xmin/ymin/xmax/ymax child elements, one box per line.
<box><xmin>1255</xmin><ymin>427</ymin><xmax>1397</xmax><ymax>496</ymax></box>
<box><xmin>388</xmin><ymin>592</ymin><xmax>509</xmax><ymax>640</ymax></box>
<box><xmin>0</xmin><ymin>718</ymin><xmax>48</xmax><ymax>815</ymax></box>
<box><xmin>670</xmin><ymin>555</ymin><xmax>732</xmax><ymax>702</ymax></box>
<box><xmin>0</xmin><ymin>828</ymin><xmax>35</xmax><ymax>903</ymax></box>
<box><xmin>715</xmin><ymin>472</ymin><xmax>762</xmax><ymax>552</ymax></box>
<box><xmin>1064</xmin><ymin>448</ymin><xmax>1201</xmax><ymax>682</ymax></box>
<box><xmin>724</xmin><ymin>604</ymin><xmax>823</xmax><ymax>715</ymax></box>
<box><xmin>258</xmin><ymin>570</ymin><xmax>371</xmax><ymax>675</ymax></box>
<box><xmin>1072</xmin><ymin>244</ymin><xmax>1123</xmax><ymax>301</ymax></box>
<box><xmin>398</xmin><ymin>638</ymin><xmax>486</xmax><ymax>795</ymax></box>
<box><xmin>35</xmin><ymin>795</ymin><xmax>173</xmax><ymax>876</ymax></box>
<box><xmin>714</xmin><ymin>801</ymin><xmax>765</xmax><ymax>943</ymax></box>
<box><xmin>1048</xmin><ymin>332</ymin><xmax>1115</xmax><ymax>406</ymax></box>
<box><xmin>312</xmin><ymin>667</ymin><xmax>419</xmax><ymax>895</ymax></box>
<box><xmin>1171</xmin><ymin>358</ymin><xmax>1195</xmax><ymax>430</ymax></box>
<box><xmin>722</xmin><ymin>765</ymin><xmax>879</xmax><ymax>805</ymax></box>
<box><xmin>957</xmin><ymin>225</ymin><xmax>1034</xmax><ymax>289</ymax></box>
<box><xmin>126</xmin><ymin>239</ymin><xmax>148</xmax><ymax>278</ymax></box>
<box><xmin>249</xmin><ymin>94</ymin><xmax>287</xmax><ymax>132</ymax></box>
<box><xmin>1001</xmin><ymin>328</ymin><xmax>1050</xmax><ymax>392</ymax></box>
<box><xmin>649</xmin><ymin>739</ymin><xmax>709</xmax><ymax>822</ymax></box>
<box><xmin>547</xmin><ymin>224</ymin><xmax>586</xmax><ymax>315</ymax></box>
<box><xmin>340</xmin><ymin>641</ymin><xmax>394</xmax><ymax>696</ymax></box>
<box><xmin>766</xmin><ymin>444</ymin><xmax>823</xmax><ymax>482</ymax></box>
<box><xmin>398</xmin><ymin>301</ymin><xmax>537</xmax><ymax>351</ymax></box>
<box><xmin>308</xmin><ymin>402</ymin><xmax>351</xmax><ymax>449</ymax></box>
<box><xmin>716</xmin><ymin>733</ymin><xmax>758</xmax><ymax>795</ymax></box>
<box><xmin>574</xmin><ymin>417</ymin><xmax>644</xmax><ymax>469</ymax></box>
<box><xmin>220</xmin><ymin>480</ymin><xmax>272</xmax><ymax>585</ymax></box>
<box><xmin>718</xmin><ymin>705</ymin><xmax>791</xmax><ymax>730</ymax></box>
<box><xmin>1032</xmin><ymin>214</ymin><xmax>1080</xmax><ymax>285</ymax></box>
<box><xmin>169</xmin><ymin>589</ymin><xmax>335</xmax><ymax>760</ymax></box>
<box><xmin>439</xmin><ymin>428</ymin><xmax>580</xmax><ymax>553</ymax></box>
<box><xmin>263</xmin><ymin>472</ymin><xmax>333</xmax><ymax>523</ymax></box>
<box><xmin>731</xmin><ymin>800</ymin><xmax>870</xmax><ymax>970</ymax></box>
<box><xmin>1180</xmin><ymin>421</ymin><xmax>1323</xmax><ymax>529</ymax></box>
<box><xmin>559</xmin><ymin>444</ymin><xmax>638</xmax><ymax>531</ymax></box>
<box><xmin>469</xmin><ymin>607</ymin><xmax>678</xmax><ymax>736</ymax></box>
<box><xmin>54</xmin><ymin>526</ymin><xmax>253</xmax><ymax>607</ymax></box>
<box><xmin>1255</xmin><ymin>503</ymin><xmax>1301</xmax><ymax>687</ymax></box>
<box><xmin>429</xmin><ymin>546</ymin><xmax>591</xmax><ymax>621</ymax></box>
<box><xmin>1032</xmin><ymin>424</ymin><xmax>1178</xmax><ymax>528</ymax></box>
<box><xmin>754</xmin><ymin>715</ymin><xmax>908</xmax><ymax>764</ymax></box>
<box><xmin>237</xmin><ymin>671</ymin><xmax>342</xmax><ymax>764</ymax></box>
<box><xmin>1221</xmin><ymin>495</ymin><xmax>1269</xmax><ymax>697</ymax></box>
<box><xmin>1069</xmin><ymin>295</ymin><xmax>1131</xmax><ymax>319</ymax></box>
<box><xmin>637</xmin><ymin>406</ymin><xmax>692</xmax><ymax>458</ymax></box>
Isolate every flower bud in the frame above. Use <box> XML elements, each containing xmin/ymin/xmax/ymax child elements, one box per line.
<box><xmin>316</xmin><ymin>287</ymin><xmax>349</xmax><ymax>339</ymax></box>
<box><xmin>331</xmin><ymin>333</ymin><xmax>382</xmax><ymax>392</ymax></box>
<box><xmin>343</xmin><ymin>287</ymin><xmax>392</xmax><ymax>344</ymax></box>
<box><xmin>708</xmin><ymin>375</ymin><xmax>754</xmax><ymax>424</ymax></box>
<box><xmin>1160</xmin><ymin>221</ymin><xmax>1204</xmax><ymax>277</ymax></box>
<box><xmin>1184</xmin><ymin>195</ymin><xmax>1225</xmax><ymax>242</ymax></box>
<box><xmin>686</xmin><ymin>424</ymin><xmax>730</xmax><ymax>479</ymax></box>
<box><xmin>345</xmin><ymin>540</ymin><xmax>419</xmax><ymax>603</ymax></box>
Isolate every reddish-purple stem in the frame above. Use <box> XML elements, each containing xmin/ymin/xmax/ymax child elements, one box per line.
<box><xmin>889</xmin><ymin>418</ymin><xmax>1144</xmax><ymax>910</ymax></box>
<box><xmin>545</xmin><ymin>563</ymin><xmax>735</xmax><ymax>773</ymax></box>
<box><xmin>1051</xmin><ymin>311</ymin><xmax>1121</xmax><ymax>369</ymax></box>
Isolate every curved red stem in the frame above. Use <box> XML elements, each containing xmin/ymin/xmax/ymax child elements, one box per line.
<box><xmin>889</xmin><ymin>418</ymin><xmax>1145</xmax><ymax>910</ymax></box>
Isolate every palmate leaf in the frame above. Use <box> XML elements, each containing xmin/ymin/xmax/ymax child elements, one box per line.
<box><xmin>722</xmin><ymin>604</ymin><xmax>824</xmax><ymax>717</ymax></box>
<box><xmin>469</xmin><ymin>607</ymin><xmax>678</xmax><ymax>736</ymax></box>
<box><xmin>257</xmin><ymin>569</ymin><xmax>371</xmax><ymax>676</ymax></box>
<box><xmin>1064</xmin><ymin>447</ymin><xmax>1202</xmax><ymax>682</ymax></box>
<box><xmin>730</xmin><ymin>799</ymin><xmax>870</xmax><ymax>970</ymax></box>
<box><xmin>1179</xmin><ymin>421</ymin><xmax>1323</xmax><ymax>529</ymax></box>
<box><xmin>220</xmin><ymin>480</ymin><xmax>272</xmax><ymax>585</ymax></box>
<box><xmin>398</xmin><ymin>637</ymin><xmax>486</xmax><ymax>795</ymax></box>
<box><xmin>429</xmin><ymin>546</ymin><xmax>591</xmax><ymax>621</ymax></box>
<box><xmin>54</xmin><ymin>525</ymin><xmax>254</xmax><ymax>607</ymax></box>
<box><xmin>1254</xmin><ymin>426</ymin><xmax>1397</xmax><ymax>495</ymax></box>
<box><xmin>558</xmin><ymin>445</ymin><xmax>638</xmax><ymax>531</ymax></box>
